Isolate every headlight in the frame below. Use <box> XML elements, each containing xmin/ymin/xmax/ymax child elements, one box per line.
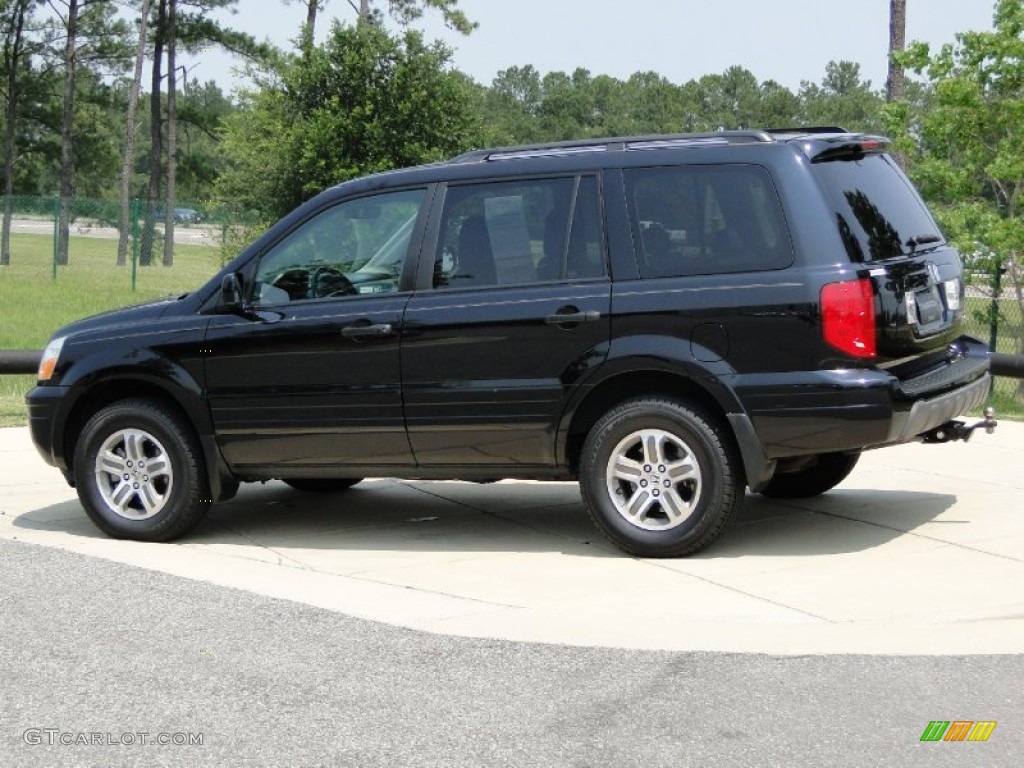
<box><xmin>37</xmin><ymin>336</ymin><xmax>66</xmax><ymax>382</ymax></box>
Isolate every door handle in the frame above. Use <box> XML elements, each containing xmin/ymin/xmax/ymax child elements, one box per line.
<box><xmin>341</xmin><ymin>322</ymin><xmax>394</xmax><ymax>338</ymax></box>
<box><xmin>544</xmin><ymin>309</ymin><xmax>601</xmax><ymax>326</ymax></box>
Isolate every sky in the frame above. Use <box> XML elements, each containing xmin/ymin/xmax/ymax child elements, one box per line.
<box><xmin>183</xmin><ymin>0</ymin><xmax>1000</xmax><ymax>94</ymax></box>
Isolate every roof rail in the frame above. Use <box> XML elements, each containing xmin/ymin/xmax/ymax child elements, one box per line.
<box><xmin>764</xmin><ymin>125</ymin><xmax>849</xmax><ymax>135</ymax></box>
<box><xmin>450</xmin><ymin>130</ymin><xmax>775</xmax><ymax>164</ymax></box>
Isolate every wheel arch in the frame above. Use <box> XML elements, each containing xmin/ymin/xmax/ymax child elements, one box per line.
<box><xmin>559</xmin><ymin>362</ymin><xmax>736</xmax><ymax>474</ymax></box>
<box><xmin>61</xmin><ymin>374</ymin><xmax>236</xmax><ymax>502</ymax></box>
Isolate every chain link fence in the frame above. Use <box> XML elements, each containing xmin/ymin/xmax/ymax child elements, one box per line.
<box><xmin>963</xmin><ymin>264</ymin><xmax>1024</xmax><ymax>414</ymax></box>
<box><xmin>0</xmin><ymin>195</ymin><xmax>261</xmax><ymax>296</ymax></box>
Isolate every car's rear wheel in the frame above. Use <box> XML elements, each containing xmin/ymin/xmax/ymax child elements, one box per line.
<box><xmin>579</xmin><ymin>398</ymin><xmax>743</xmax><ymax>558</ymax></box>
<box><xmin>758</xmin><ymin>451</ymin><xmax>861</xmax><ymax>498</ymax></box>
<box><xmin>283</xmin><ymin>478</ymin><xmax>362</xmax><ymax>492</ymax></box>
<box><xmin>73</xmin><ymin>399</ymin><xmax>210</xmax><ymax>541</ymax></box>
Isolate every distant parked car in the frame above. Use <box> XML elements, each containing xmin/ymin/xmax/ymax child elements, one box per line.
<box><xmin>152</xmin><ymin>207</ymin><xmax>203</xmax><ymax>224</ymax></box>
<box><xmin>172</xmin><ymin>207</ymin><xmax>203</xmax><ymax>223</ymax></box>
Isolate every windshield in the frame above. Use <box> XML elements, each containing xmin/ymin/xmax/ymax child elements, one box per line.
<box><xmin>813</xmin><ymin>154</ymin><xmax>943</xmax><ymax>262</ymax></box>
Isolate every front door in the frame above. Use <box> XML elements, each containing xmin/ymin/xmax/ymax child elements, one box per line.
<box><xmin>205</xmin><ymin>187</ymin><xmax>428</xmax><ymax>473</ymax></box>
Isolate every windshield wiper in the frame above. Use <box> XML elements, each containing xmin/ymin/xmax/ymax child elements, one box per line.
<box><xmin>905</xmin><ymin>234</ymin><xmax>942</xmax><ymax>252</ymax></box>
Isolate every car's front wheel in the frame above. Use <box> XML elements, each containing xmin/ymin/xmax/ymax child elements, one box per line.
<box><xmin>73</xmin><ymin>399</ymin><xmax>210</xmax><ymax>541</ymax></box>
<box><xmin>579</xmin><ymin>398</ymin><xmax>743</xmax><ymax>558</ymax></box>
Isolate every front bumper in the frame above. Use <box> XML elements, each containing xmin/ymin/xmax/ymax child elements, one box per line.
<box><xmin>26</xmin><ymin>384</ymin><xmax>68</xmax><ymax>471</ymax></box>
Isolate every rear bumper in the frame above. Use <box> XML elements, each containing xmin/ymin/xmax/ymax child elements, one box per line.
<box><xmin>733</xmin><ymin>338</ymin><xmax>992</xmax><ymax>459</ymax></box>
<box><xmin>885</xmin><ymin>373</ymin><xmax>990</xmax><ymax>444</ymax></box>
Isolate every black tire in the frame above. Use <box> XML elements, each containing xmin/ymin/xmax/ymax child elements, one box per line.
<box><xmin>758</xmin><ymin>451</ymin><xmax>861</xmax><ymax>499</ymax></box>
<box><xmin>73</xmin><ymin>399</ymin><xmax>211</xmax><ymax>542</ymax></box>
<box><xmin>283</xmin><ymin>478</ymin><xmax>362</xmax><ymax>493</ymax></box>
<box><xmin>579</xmin><ymin>398</ymin><xmax>743</xmax><ymax>558</ymax></box>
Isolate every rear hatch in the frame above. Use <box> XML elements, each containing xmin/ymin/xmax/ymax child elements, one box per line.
<box><xmin>806</xmin><ymin>136</ymin><xmax>987</xmax><ymax>393</ymax></box>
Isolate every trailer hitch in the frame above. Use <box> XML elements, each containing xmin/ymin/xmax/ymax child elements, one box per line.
<box><xmin>920</xmin><ymin>407</ymin><xmax>997</xmax><ymax>444</ymax></box>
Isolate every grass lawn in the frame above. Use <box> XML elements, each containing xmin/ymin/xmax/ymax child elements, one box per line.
<box><xmin>1</xmin><ymin>232</ymin><xmax>223</xmax><ymax>425</ymax></box>
<box><xmin>963</xmin><ymin>295</ymin><xmax>1024</xmax><ymax>420</ymax></box>
<box><xmin>2</xmin><ymin>236</ymin><xmax>1022</xmax><ymax>425</ymax></box>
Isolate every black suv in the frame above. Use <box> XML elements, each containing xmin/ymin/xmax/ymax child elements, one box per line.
<box><xmin>27</xmin><ymin>129</ymin><xmax>996</xmax><ymax>557</ymax></box>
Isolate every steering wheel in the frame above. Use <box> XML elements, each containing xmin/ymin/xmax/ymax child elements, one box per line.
<box><xmin>311</xmin><ymin>266</ymin><xmax>356</xmax><ymax>298</ymax></box>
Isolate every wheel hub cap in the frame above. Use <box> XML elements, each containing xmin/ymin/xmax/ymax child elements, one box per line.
<box><xmin>605</xmin><ymin>428</ymin><xmax>702</xmax><ymax>531</ymax></box>
<box><xmin>93</xmin><ymin>429</ymin><xmax>173</xmax><ymax>521</ymax></box>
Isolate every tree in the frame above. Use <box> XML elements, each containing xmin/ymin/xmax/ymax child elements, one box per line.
<box><xmin>887</xmin><ymin>0</ymin><xmax>907</xmax><ymax>102</ymax></box>
<box><xmin>162</xmin><ymin>0</ymin><xmax>176</xmax><ymax>266</ymax></box>
<box><xmin>623</xmin><ymin>71</ymin><xmax>686</xmax><ymax>134</ymax></box>
<box><xmin>898</xmin><ymin>0</ymin><xmax>1024</xmax><ymax>400</ymax></box>
<box><xmin>477</xmin><ymin>64</ymin><xmax>544</xmax><ymax>145</ymax></box>
<box><xmin>139</xmin><ymin>0</ymin><xmax>267</xmax><ymax>266</ymax></box>
<box><xmin>55</xmin><ymin>0</ymin><xmax>80</xmax><ymax>267</ymax></box>
<box><xmin>51</xmin><ymin>0</ymin><xmax>129</xmax><ymax>265</ymax></box>
<box><xmin>117</xmin><ymin>0</ymin><xmax>151</xmax><ymax>267</ymax></box>
<box><xmin>139</xmin><ymin>0</ymin><xmax>166</xmax><ymax>266</ymax></box>
<box><xmin>217</xmin><ymin>21</ymin><xmax>476</xmax><ymax>220</ymax></box>
<box><xmin>1</xmin><ymin>0</ymin><xmax>45</xmax><ymax>266</ymax></box>
<box><xmin>282</xmin><ymin>0</ymin><xmax>476</xmax><ymax>52</ymax></box>
<box><xmin>798</xmin><ymin>61</ymin><xmax>883</xmax><ymax>132</ymax></box>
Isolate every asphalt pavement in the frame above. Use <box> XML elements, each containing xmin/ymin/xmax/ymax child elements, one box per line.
<box><xmin>2</xmin><ymin>537</ymin><xmax>1021</xmax><ymax>767</ymax></box>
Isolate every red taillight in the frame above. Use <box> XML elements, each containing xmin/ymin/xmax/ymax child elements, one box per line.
<box><xmin>821</xmin><ymin>279</ymin><xmax>877</xmax><ymax>359</ymax></box>
<box><xmin>859</xmin><ymin>140</ymin><xmax>882</xmax><ymax>151</ymax></box>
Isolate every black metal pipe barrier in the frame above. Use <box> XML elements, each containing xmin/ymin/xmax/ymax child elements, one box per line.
<box><xmin>0</xmin><ymin>350</ymin><xmax>42</xmax><ymax>375</ymax></box>
<box><xmin>992</xmin><ymin>353</ymin><xmax>1024</xmax><ymax>379</ymax></box>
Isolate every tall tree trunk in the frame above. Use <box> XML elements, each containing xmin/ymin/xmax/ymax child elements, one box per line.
<box><xmin>56</xmin><ymin>0</ymin><xmax>80</xmax><ymax>267</ymax></box>
<box><xmin>117</xmin><ymin>0</ymin><xmax>152</xmax><ymax>267</ymax></box>
<box><xmin>886</xmin><ymin>0</ymin><xmax>906</xmax><ymax>103</ymax></box>
<box><xmin>2</xmin><ymin>0</ymin><xmax>31</xmax><ymax>267</ymax></box>
<box><xmin>141</xmin><ymin>0</ymin><xmax>167</xmax><ymax>267</ymax></box>
<box><xmin>306</xmin><ymin>0</ymin><xmax>317</xmax><ymax>37</ymax></box>
<box><xmin>162</xmin><ymin>0</ymin><xmax>176</xmax><ymax>267</ymax></box>
<box><xmin>358</xmin><ymin>0</ymin><xmax>369</xmax><ymax>24</ymax></box>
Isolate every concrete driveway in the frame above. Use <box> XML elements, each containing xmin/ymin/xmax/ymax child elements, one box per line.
<box><xmin>2</xmin><ymin>422</ymin><xmax>1022</xmax><ymax>656</ymax></box>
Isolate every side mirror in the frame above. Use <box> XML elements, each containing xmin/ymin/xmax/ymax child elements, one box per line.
<box><xmin>221</xmin><ymin>273</ymin><xmax>244</xmax><ymax>310</ymax></box>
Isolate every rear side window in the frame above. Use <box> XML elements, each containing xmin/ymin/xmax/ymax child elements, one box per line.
<box><xmin>813</xmin><ymin>153</ymin><xmax>943</xmax><ymax>262</ymax></box>
<box><xmin>625</xmin><ymin>164</ymin><xmax>793</xmax><ymax>278</ymax></box>
<box><xmin>433</xmin><ymin>175</ymin><xmax>605</xmax><ymax>289</ymax></box>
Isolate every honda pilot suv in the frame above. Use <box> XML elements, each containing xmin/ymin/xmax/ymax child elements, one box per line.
<box><xmin>27</xmin><ymin>128</ymin><xmax>996</xmax><ymax>557</ymax></box>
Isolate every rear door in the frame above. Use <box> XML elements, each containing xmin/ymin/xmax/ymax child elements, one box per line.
<box><xmin>401</xmin><ymin>174</ymin><xmax>611</xmax><ymax>468</ymax></box>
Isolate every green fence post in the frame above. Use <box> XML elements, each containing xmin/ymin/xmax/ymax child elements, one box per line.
<box><xmin>51</xmin><ymin>197</ymin><xmax>58</xmax><ymax>280</ymax></box>
<box><xmin>988</xmin><ymin>260</ymin><xmax>1003</xmax><ymax>396</ymax></box>
<box><xmin>131</xmin><ymin>197</ymin><xmax>139</xmax><ymax>291</ymax></box>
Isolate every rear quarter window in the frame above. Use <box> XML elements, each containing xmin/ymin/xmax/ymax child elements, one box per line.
<box><xmin>624</xmin><ymin>164</ymin><xmax>794</xmax><ymax>278</ymax></box>
<box><xmin>812</xmin><ymin>153</ymin><xmax>943</xmax><ymax>262</ymax></box>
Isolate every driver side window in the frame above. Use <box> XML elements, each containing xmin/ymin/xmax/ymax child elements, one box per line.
<box><xmin>252</xmin><ymin>188</ymin><xmax>425</xmax><ymax>305</ymax></box>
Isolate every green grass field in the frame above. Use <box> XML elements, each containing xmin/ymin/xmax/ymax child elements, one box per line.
<box><xmin>1</xmin><ymin>232</ymin><xmax>223</xmax><ymax>424</ymax></box>
<box><xmin>2</xmin><ymin>233</ymin><xmax>1022</xmax><ymax>425</ymax></box>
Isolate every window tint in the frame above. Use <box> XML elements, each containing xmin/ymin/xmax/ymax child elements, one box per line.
<box><xmin>625</xmin><ymin>164</ymin><xmax>793</xmax><ymax>278</ymax></box>
<box><xmin>813</xmin><ymin>153</ymin><xmax>942</xmax><ymax>262</ymax></box>
<box><xmin>433</xmin><ymin>176</ymin><xmax>604</xmax><ymax>289</ymax></box>
<box><xmin>253</xmin><ymin>188</ymin><xmax>424</xmax><ymax>304</ymax></box>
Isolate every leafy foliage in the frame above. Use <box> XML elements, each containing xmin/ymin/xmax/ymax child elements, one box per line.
<box><xmin>217</xmin><ymin>21</ymin><xmax>475</xmax><ymax>220</ymax></box>
<box><xmin>890</xmin><ymin>0</ymin><xmax>1024</xmax><ymax>392</ymax></box>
